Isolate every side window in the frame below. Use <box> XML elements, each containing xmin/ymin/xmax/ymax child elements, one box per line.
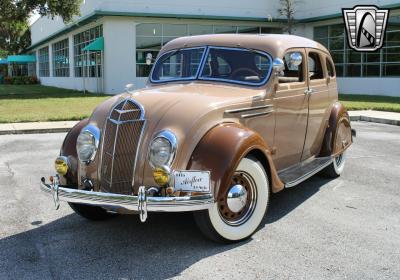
<box><xmin>326</xmin><ymin>58</ymin><xmax>335</xmax><ymax>77</ymax></box>
<box><xmin>308</xmin><ymin>52</ymin><xmax>324</xmax><ymax>80</ymax></box>
<box><xmin>279</xmin><ymin>52</ymin><xmax>304</xmax><ymax>84</ymax></box>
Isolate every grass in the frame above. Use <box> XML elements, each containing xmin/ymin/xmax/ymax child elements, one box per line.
<box><xmin>0</xmin><ymin>84</ymin><xmax>399</xmax><ymax>123</ymax></box>
<box><xmin>339</xmin><ymin>94</ymin><xmax>400</xmax><ymax>113</ymax></box>
<box><xmin>0</xmin><ymin>85</ymin><xmax>110</xmax><ymax>123</ymax></box>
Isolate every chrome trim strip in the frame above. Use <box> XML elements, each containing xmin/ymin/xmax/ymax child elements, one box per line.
<box><xmin>149</xmin><ymin>46</ymin><xmax>273</xmax><ymax>87</ymax></box>
<box><xmin>284</xmin><ymin>158</ymin><xmax>333</xmax><ymax>188</ymax></box>
<box><xmin>225</xmin><ymin>104</ymin><xmax>273</xmax><ymax>114</ymax></box>
<box><xmin>241</xmin><ymin>110</ymin><xmax>274</xmax><ymax>118</ymax></box>
<box><xmin>40</xmin><ymin>180</ymin><xmax>214</xmax><ymax>213</ymax></box>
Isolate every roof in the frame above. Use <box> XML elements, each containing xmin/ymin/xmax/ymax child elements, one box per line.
<box><xmin>0</xmin><ymin>58</ymin><xmax>7</xmax><ymax>65</ymax></box>
<box><xmin>160</xmin><ymin>34</ymin><xmax>329</xmax><ymax>58</ymax></box>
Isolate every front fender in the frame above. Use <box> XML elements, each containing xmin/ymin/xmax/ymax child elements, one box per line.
<box><xmin>187</xmin><ymin>123</ymin><xmax>284</xmax><ymax>200</ymax></box>
<box><xmin>59</xmin><ymin>118</ymin><xmax>89</xmax><ymax>185</ymax></box>
<box><xmin>319</xmin><ymin>102</ymin><xmax>353</xmax><ymax>157</ymax></box>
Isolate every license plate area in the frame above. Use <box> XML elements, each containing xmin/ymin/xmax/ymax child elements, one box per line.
<box><xmin>173</xmin><ymin>170</ymin><xmax>211</xmax><ymax>193</ymax></box>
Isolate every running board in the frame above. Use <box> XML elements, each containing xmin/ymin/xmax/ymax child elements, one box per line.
<box><xmin>278</xmin><ymin>157</ymin><xmax>333</xmax><ymax>188</ymax></box>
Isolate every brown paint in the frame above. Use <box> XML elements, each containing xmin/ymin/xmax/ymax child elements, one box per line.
<box><xmin>319</xmin><ymin>102</ymin><xmax>353</xmax><ymax>157</ymax></box>
<box><xmin>57</xmin><ymin>34</ymin><xmax>352</xmax><ymax>197</ymax></box>
<box><xmin>187</xmin><ymin>123</ymin><xmax>284</xmax><ymax>198</ymax></box>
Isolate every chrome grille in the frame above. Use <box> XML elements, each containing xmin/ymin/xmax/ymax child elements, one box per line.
<box><xmin>100</xmin><ymin>99</ymin><xmax>145</xmax><ymax>195</ymax></box>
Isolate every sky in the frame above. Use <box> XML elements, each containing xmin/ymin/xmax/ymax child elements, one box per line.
<box><xmin>28</xmin><ymin>12</ymin><xmax>40</xmax><ymax>25</ymax></box>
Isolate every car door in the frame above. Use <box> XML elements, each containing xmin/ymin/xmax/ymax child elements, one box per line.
<box><xmin>301</xmin><ymin>49</ymin><xmax>332</xmax><ymax>161</ymax></box>
<box><xmin>272</xmin><ymin>48</ymin><xmax>308</xmax><ymax>171</ymax></box>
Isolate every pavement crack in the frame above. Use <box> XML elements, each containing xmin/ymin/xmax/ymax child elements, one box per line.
<box><xmin>4</xmin><ymin>162</ymin><xmax>15</xmax><ymax>178</ymax></box>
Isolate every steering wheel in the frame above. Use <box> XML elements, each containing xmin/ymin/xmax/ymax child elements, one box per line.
<box><xmin>230</xmin><ymin>68</ymin><xmax>260</xmax><ymax>80</ymax></box>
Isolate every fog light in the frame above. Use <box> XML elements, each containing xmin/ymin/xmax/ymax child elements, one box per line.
<box><xmin>152</xmin><ymin>166</ymin><xmax>171</xmax><ymax>186</ymax></box>
<box><xmin>55</xmin><ymin>156</ymin><xmax>69</xmax><ymax>175</ymax></box>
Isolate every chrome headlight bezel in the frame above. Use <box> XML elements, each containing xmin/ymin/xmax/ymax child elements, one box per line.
<box><xmin>76</xmin><ymin>125</ymin><xmax>100</xmax><ymax>164</ymax></box>
<box><xmin>148</xmin><ymin>130</ymin><xmax>177</xmax><ymax>168</ymax></box>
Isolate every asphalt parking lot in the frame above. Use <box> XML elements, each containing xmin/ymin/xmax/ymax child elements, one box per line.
<box><xmin>0</xmin><ymin>121</ymin><xmax>399</xmax><ymax>280</ymax></box>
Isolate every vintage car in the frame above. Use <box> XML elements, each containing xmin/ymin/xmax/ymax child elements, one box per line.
<box><xmin>41</xmin><ymin>34</ymin><xmax>353</xmax><ymax>243</ymax></box>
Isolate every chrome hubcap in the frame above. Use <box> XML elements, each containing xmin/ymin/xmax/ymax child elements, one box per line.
<box><xmin>227</xmin><ymin>184</ymin><xmax>248</xmax><ymax>213</ymax></box>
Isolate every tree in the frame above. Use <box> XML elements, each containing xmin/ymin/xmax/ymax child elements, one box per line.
<box><xmin>0</xmin><ymin>0</ymin><xmax>82</xmax><ymax>55</ymax></box>
<box><xmin>278</xmin><ymin>0</ymin><xmax>297</xmax><ymax>34</ymax></box>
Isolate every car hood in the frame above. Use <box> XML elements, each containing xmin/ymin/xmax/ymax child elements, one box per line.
<box><xmin>88</xmin><ymin>82</ymin><xmax>269</xmax><ymax>186</ymax></box>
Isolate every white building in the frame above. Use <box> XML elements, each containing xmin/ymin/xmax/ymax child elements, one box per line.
<box><xmin>27</xmin><ymin>0</ymin><xmax>400</xmax><ymax>96</ymax></box>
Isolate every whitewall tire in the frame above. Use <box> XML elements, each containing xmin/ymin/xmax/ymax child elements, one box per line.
<box><xmin>322</xmin><ymin>152</ymin><xmax>346</xmax><ymax>178</ymax></box>
<box><xmin>194</xmin><ymin>156</ymin><xmax>270</xmax><ymax>243</ymax></box>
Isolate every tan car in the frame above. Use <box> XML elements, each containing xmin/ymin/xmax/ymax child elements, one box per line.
<box><xmin>41</xmin><ymin>34</ymin><xmax>353</xmax><ymax>243</ymax></box>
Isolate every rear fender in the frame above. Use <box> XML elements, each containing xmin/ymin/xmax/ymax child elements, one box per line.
<box><xmin>319</xmin><ymin>102</ymin><xmax>352</xmax><ymax>157</ymax></box>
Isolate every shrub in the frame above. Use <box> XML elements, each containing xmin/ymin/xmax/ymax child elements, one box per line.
<box><xmin>3</xmin><ymin>76</ymin><xmax>39</xmax><ymax>85</ymax></box>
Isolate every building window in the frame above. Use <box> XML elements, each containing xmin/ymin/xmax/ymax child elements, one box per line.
<box><xmin>136</xmin><ymin>23</ymin><xmax>282</xmax><ymax>77</ymax></box>
<box><xmin>38</xmin><ymin>46</ymin><xmax>50</xmax><ymax>77</ymax></box>
<box><xmin>73</xmin><ymin>25</ymin><xmax>103</xmax><ymax>77</ymax></box>
<box><xmin>314</xmin><ymin>14</ymin><xmax>400</xmax><ymax>77</ymax></box>
<box><xmin>52</xmin><ymin>38</ymin><xmax>69</xmax><ymax>77</ymax></box>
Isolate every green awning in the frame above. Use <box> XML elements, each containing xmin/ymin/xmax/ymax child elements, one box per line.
<box><xmin>7</xmin><ymin>55</ymin><xmax>36</xmax><ymax>63</ymax></box>
<box><xmin>83</xmin><ymin>37</ymin><xmax>104</xmax><ymax>51</ymax></box>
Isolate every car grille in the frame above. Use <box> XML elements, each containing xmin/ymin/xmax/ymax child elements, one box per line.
<box><xmin>100</xmin><ymin>99</ymin><xmax>145</xmax><ymax>195</ymax></box>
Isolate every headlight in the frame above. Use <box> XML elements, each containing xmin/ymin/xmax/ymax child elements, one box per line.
<box><xmin>76</xmin><ymin>125</ymin><xmax>100</xmax><ymax>163</ymax></box>
<box><xmin>149</xmin><ymin>130</ymin><xmax>177</xmax><ymax>168</ymax></box>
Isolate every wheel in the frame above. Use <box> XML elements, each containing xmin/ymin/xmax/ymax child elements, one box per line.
<box><xmin>194</xmin><ymin>156</ymin><xmax>270</xmax><ymax>243</ymax></box>
<box><xmin>322</xmin><ymin>152</ymin><xmax>346</xmax><ymax>178</ymax></box>
<box><xmin>68</xmin><ymin>203</ymin><xmax>116</xmax><ymax>221</ymax></box>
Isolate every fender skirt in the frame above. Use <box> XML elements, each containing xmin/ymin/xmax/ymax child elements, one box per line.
<box><xmin>187</xmin><ymin>123</ymin><xmax>284</xmax><ymax>200</ymax></box>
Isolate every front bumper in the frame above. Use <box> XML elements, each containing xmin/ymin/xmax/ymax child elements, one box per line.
<box><xmin>40</xmin><ymin>177</ymin><xmax>214</xmax><ymax>222</ymax></box>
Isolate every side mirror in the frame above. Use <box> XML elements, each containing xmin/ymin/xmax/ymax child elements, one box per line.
<box><xmin>145</xmin><ymin>53</ymin><xmax>153</xmax><ymax>66</ymax></box>
<box><xmin>272</xmin><ymin>58</ymin><xmax>285</xmax><ymax>75</ymax></box>
<box><xmin>125</xmin><ymin>83</ymin><xmax>135</xmax><ymax>94</ymax></box>
<box><xmin>289</xmin><ymin>52</ymin><xmax>302</xmax><ymax>67</ymax></box>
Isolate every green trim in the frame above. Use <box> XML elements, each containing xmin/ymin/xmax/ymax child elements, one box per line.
<box><xmin>27</xmin><ymin>11</ymin><xmax>283</xmax><ymax>51</ymax></box>
<box><xmin>7</xmin><ymin>55</ymin><xmax>36</xmax><ymax>63</ymax></box>
<box><xmin>26</xmin><ymin>4</ymin><xmax>400</xmax><ymax>51</ymax></box>
<box><xmin>82</xmin><ymin>36</ymin><xmax>104</xmax><ymax>51</ymax></box>
<box><xmin>95</xmin><ymin>10</ymin><xmax>285</xmax><ymax>23</ymax></box>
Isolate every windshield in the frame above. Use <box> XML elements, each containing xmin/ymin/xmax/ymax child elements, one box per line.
<box><xmin>150</xmin><ymin>47</ymin><xmax>272</xmax><ymax>86</ymax></box>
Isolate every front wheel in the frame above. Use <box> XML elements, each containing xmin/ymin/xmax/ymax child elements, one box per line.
<box><xmin>69</xmin><ymin>203</ymin><xmax>116</xmax><ymax>221</ymax></box>
<box><xmin>194</xmin><ymin>156</ymin><xmax>270</xmax><ymax>243</ymax></box>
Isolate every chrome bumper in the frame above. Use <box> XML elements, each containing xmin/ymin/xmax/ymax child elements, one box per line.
<box><xmin>40</xmin><ymin>177</ymin><xmax>214</xmax><ymax>222</ymax></box>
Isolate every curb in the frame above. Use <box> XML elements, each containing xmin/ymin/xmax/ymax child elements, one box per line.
<box><xmin>0</xmin><ymin>127</ymin><xmax>72</xmax><ymax>135</ymax></box>
<box><xmin>350</xmin><ymin>115</ymin><xmax>400</xmax><ymax>126</ymax></box>
<box><xmin>0</xmin><ymin>121</ymin><xmax>78</xmax><ymax>136</ymax></box>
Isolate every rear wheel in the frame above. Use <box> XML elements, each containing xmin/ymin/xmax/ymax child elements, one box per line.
<box><xmin>194</xmin><ymin>157</ymin><xmax>270</xmax><ymax>243</ymax></box>
<box><xmin>322</xmin><ymin>152</ymin><xmax>346</xmax><ymax>178</ymax></box>
<box><xmin>69</xmin><ymin>203</ymin><xmax>116</xmax><ymax>221</ymax></box>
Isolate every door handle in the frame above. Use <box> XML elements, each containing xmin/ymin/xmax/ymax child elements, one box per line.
<box><xmin>304</xmin><ymin>89</ymin><xmax>315</xmax><ymax>95</ymax></box>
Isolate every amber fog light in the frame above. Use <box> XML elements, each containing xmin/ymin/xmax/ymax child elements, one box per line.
<box><xmin>55</xmin><ymin>156</ymin><xmax>69</xmax><ymax>175</ymax></box>
<box><xmin>153</xmin><ymin>166</ymin><xmax>171</xmax><ymax>186</ymax></box>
